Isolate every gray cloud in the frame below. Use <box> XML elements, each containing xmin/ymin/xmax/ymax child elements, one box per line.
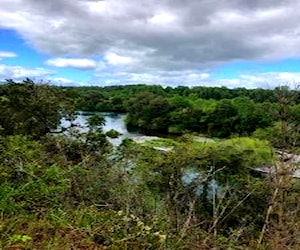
<box><xmin>0</xmin><ymin>0</ymin><xmax>300</xmax><ymax>86</ymax></box>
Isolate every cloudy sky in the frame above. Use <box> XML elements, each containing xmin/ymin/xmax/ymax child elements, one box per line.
<box><xmin>1</xmin><ymin>0</ymin><xmax>300</xmax><ymax>88</ymax></box>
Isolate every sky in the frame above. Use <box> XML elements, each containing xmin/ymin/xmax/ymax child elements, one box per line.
<box><xmin>1</xmin><ymin>0</ymin><xmax>300</xmax><ymax>88</ymax></box>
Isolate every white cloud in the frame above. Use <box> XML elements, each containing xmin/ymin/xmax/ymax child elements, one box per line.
<box><xmin>51</xmin><ymin>77</ymin><xmax>74</xmax><ymax>84</ymax></box>
<box><xmin>148</xmin><ymin>12</ymin><xmax>176</xmax><ymax>25</ymax></box>
<box><xmin>50</xmin><ymin>77</ymin><xmax>88</xmax><ymax>86</ymax></box>
<box><xmin>0</xmin><ymin>64</ymin><xmax>53</xmax><ymax>80</ymax></box>
<box><xmin>92</xmin><ymin>70</ymin><xmax>212</xmax><ymax>87</ymax></box>
<box><xmin>91</xmin><ymin>70</ymin><xmax>300</xmax><ymax>89</ymax></box>
<box><xmin>202</xmin><ymin>72</ymin><xmax>300</xmax><ymax>89</ymax></box>
<box><xmin>49</xmin><ymin>19</ymin><xmax>66</xmax><ymax>29</ymax></box>
<box><xmin>86</xmin><ymin>1</ymin><xmax>107</xmax><ymax>14</ymax></box>
<box><xmin>0</xmin><ymin>51</ymin><xmax>18</xmax><ymax>59</ymax></box>
<box><xmin>0</xmin><ymin>63</ymin><xmax>85</xmax><ymax>86</ymax></box>
<box><xmin>104</xmin><ymin>52</ymin><xmax>134</xmax><ymax>66</ymax></box>
<box><xmin>187</xmin><ymin>73</ymin><xmax>210</xmax><ymax>80</ymax></box>
<box><xmin>45</xmin><ymin>58</ymin><xmax>97</xmax><ymax>69</ymax></box>
<box><xmin>240</xmin><ymin>72</ymin><xmax>300</xmax><ymax>87</ymax></box>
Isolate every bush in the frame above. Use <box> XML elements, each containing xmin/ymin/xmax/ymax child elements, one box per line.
<box><xmin>106</xmin><ymin>129</ymin><xmax>121</xmax><ymax>138</ymax></box>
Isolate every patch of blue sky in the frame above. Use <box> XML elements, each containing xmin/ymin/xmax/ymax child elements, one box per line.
<box><xmin>0</xmin><ymin>29</ymin><xmax>47</xmax><ymax>68</ymax></box>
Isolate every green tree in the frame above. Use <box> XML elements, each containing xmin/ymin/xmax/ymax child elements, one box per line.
<box><xmin>0</xmin><ymin>79</ymin><xmax>73</xmax><ymax>139</ymax></box>
<box><xmin>206</xmin><ymin>99</ymin><xmax>238</xmax><ymax>137</ymax></box>
<box><xmin>126</xmin><ymin>92</ymin><xmax>171</xmax><ymax>131</ymax></box>
<box><xmin>232</xmin><ymin>97</ymin><xmax>273</xmax><ymax>135</ymax></box>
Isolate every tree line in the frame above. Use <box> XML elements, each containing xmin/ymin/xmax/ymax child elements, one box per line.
<box><xmin>59</xmin><ymin>84</ymin><xmax>300</xmax><ymax>142</ymax></box>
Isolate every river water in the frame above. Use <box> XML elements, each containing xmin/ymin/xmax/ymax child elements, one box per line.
<box><xmin>60</xmin><ymin>112</ymin><xmax>161</xmax><ymax>146</ymax></box>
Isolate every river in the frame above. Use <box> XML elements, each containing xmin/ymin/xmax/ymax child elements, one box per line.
<box><xmin>60</xmin><ymin>112</ymin><xmax>162</xmax><ymax>146</ymax></box>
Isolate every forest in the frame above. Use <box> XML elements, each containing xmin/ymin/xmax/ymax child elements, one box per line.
<box><xmin>0</xmin><ymin>79</ymin><xmax>300</xmax><ymax>249</ymax></box>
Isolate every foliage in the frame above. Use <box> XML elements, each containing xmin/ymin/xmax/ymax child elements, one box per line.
<box><xmin>0</xmin><ymin>79</ymin><xmax>74</xmax><ymax>138</ymax></box>
<box><xmin>126</xmin><ymin>92</ymin><xmax>171</xmax><ymax>131</ymax></box>
<box><xmin>106</xmin><ymin>129</ymin><xmax>121</xmax><ymax>138</ymax></box>
<box><xmin>0</xmin><ymin>135</ymin><xmax>44</xmax><ymax>183</ymax></box>
<box><xmin>124</xmin><ymin>92</ymin><xmax>275</xmax><ymax>137</ymax></box>
<box><xmin>140</xmin><ymin>138</ymin><xmax>179</xmax><ymax>148</ymax></box>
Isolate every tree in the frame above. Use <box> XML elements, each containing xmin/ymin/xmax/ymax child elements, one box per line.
<box><xmin>126</xmin><ymin>92</ymin><xmax>171</xmax><ymax>131</ymax></box>
<box><xmin>0</xmin><ymin>79</ymin><xmax>73</xmax><ymax>139</ymax></box>
<box><xmin>232</xmin><ymin>97</ymin><xmax>273</xmax><ymax>135</ymax></box>
<box><xmin>205</xmin><ymin>99</ymin><xmax>238</xmax><ymax>137</ymax></box>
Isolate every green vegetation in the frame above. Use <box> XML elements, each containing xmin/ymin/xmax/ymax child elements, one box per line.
<box><xmin>140</xmin><ymin>138</ymin><xmax>179</xmax><ymax>148</ymax></box>
<box><xmin>106</xmin><ymin>129</ymin><xmax>122</xmax><ymax>138</ymax></box>
<box><xmin>0</xmin><ymin>79</ymin><xmax>74</xmax><ymax>139</ymax></box>
<box><xmin>61</xmin><ymin>84</ymin><xmax>300</xmax><ymax>139</ymax></box>
<box><xmin>1</xmin><ymin>79</ymin><xmax>300</xmax><ymax>249</ymax></box>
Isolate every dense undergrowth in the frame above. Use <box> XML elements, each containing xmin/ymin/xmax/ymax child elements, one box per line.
<box><xmin>0</xmin><ymin>134</ymin><xmax>276</xmax><ymax>249</ymax></box>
